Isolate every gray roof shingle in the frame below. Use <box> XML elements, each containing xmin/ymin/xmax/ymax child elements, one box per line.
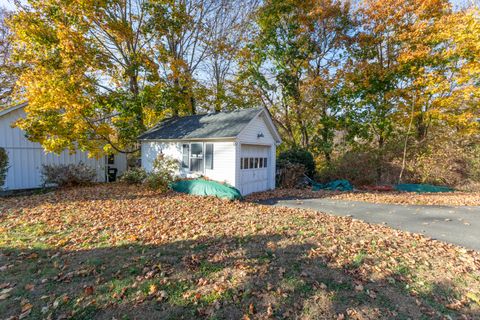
<box><xmin>138</xmin><ymin>107</ymin><xmax>263</xmax><ymax>140</ymax></box>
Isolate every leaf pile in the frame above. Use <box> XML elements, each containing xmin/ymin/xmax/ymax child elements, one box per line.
<box><xmin>0</xmin><ymin>184</ymin><xmax>479</xmax><ymax>319</ymax></box>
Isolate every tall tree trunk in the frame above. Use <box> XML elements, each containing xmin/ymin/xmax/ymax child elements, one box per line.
<box><xmin>190</xmin><ymin>95</ymin><xmax>196</xmax><ymax>114</ymax></box>
<box><xmin>376</xmin><ymin>135</ymin><xmax>384</xmax><ymax>183</ymax></box>
<box><xmin>129</xmin><ymin>74</ymin><xmax>144</xmax><ymax>130</ymax></box>
<box><xmin>399</xmin><ymin>101</ymin><xmax>416</xmax><ymax>183</ymax></box>
<box><xmin>321</xmin><ymin>127</ymin><xmax>332</xmax><ymax>164</ymax></box>
<box><xmin>415</xmin><ymin>112</ymin><xmax>428</xmax><ymax>142</ymax></box>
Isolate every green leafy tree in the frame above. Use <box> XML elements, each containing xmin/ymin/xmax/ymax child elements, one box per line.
<box><xmin>242</xmin><ymin>0</ymin><xmax>351</xmax><ymax>158</ymax></box>
<box><xmin>343</xmin><ymin>0</ymin><xmax>451</xmax><ymax>181</ymax></box>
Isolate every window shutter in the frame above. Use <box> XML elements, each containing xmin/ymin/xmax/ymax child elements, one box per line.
<box><xmin>182</xmin><ymin>144</ymin><xmax>189</xmax><ymax>168</ymax></box>
<box><xmin>205</xmin><ymin>144</ymin><xmax>213</xmax><ymax>169</ymax></box>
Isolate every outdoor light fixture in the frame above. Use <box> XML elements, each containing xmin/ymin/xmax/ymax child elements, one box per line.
<box><xmin>257</xmin><ymin>132</ymin><xmax>264</xmax><ymax>138</ymax></box>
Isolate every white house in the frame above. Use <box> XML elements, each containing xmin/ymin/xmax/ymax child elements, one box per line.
<box><xmin>139</xmin><ymin>107</ymin><xmax>282</xmax><ymax>195</ymax></box>
<box><xmin>0</xmin><ymin>103</ymin><xmax>127</xmax><ymax>190</ymax></box>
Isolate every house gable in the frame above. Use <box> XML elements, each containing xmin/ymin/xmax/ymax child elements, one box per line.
<box><xmin>237</xmin><ymin>109</ymin><xmax>281</xmax><ymax>145</ymax></box>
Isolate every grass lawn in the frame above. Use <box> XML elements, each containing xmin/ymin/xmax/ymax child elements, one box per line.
<box><xmin>0</xmin><ymin>184</ymin><xmax>479</xmax><ymax>319</ymax></box>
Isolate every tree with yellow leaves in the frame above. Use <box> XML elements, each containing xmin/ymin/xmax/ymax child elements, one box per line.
<box><xmin>9</xmin><ymin>0</ymin><xmax>170</xmax><ymax>156</ymax></box>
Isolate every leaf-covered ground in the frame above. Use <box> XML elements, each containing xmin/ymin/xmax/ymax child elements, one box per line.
<box><xmin>247</xmin><ymin>188</ymin><xmax>480</xmax><ymax>207</ymax></box>
<box><xmin>0</xmin><ymin>184</ymin><xmax>479</xmax><ymax>320</ymax></box>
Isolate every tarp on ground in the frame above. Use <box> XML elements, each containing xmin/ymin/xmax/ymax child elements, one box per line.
<box><xmin>170</xmin><ymin>179</ymin><xmax>243</xmax><ymax>200</ymax></box>
<box><xmin>394</xmin><ymin>183</ymin><xmax>454</xmax><ymax>193</ymax></box>
<box><xmin>312</xmin><ymin>179</ymin><xmax>353</xmax><ymax>191</ymax></box>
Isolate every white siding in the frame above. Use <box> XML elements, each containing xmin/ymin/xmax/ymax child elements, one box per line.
<box><xmin>0</xmin><ymin>107</ymin><xmax>126</xmax><ymax>190</ymax></box>
<box><xmin>4</xmin><ymin>148</ymin><xmax>106</xmax><ymax>190</ymax></box>
<box><xmin>141</xmin><ymin>140</ymin><xmax>237</xmax><ymax>187</ymax></box>
<box><xmin>141</xmin><ymin>141</ymin><xmax>182</xmax><ymax>172</ymax></box>
<box><xmin>237</xmin><ymin>113</ymin><xmax>276</xmax><ymax>145</ymax></box>
<box><xmin>109</xmin><ymin>154</ymin><xmax>128</xmax><ymax>174</ymax></box>
<box><xmin>204</xmin><ymin>142</ymin><xmax>236</xmax><ymax>186</ymax></box>
<box><xmin>269</xmin><ymin>144</ymin><xmax>276</xmax><ymax>189</ymax></box>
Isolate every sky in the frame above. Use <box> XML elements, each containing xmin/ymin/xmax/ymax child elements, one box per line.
<box><xmin>0</xmin><ymin>0</ymin><xmax>476</xmax><ymax>11</ymax></box>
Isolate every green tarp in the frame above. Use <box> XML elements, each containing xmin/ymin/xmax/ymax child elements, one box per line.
<box><xmin>312</xmin><ymin>179</ymin><xmax>353</xmax><ymax>191</ymax></box>
<box><xmin>170</xmin><ymin>179</ymin><xmax>243</xmax><ymax>200</ymax></box>
<box><xmin>394</xmin><ymin>183</ymin><xmax>454</xmax><ymax>193</ymax></box>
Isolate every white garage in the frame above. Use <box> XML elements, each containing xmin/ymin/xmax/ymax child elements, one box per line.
<box><xmin>239</xmin><ymin>145</ymin><xmax>271</xmax><ymax>195</ymax></box>
<box><xmin>139</xmin><ymin>107</ymin><xmax>282</xmax><ymax>195</ymax></box>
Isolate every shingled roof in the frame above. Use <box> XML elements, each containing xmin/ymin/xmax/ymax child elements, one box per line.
<box><xmin>138</xmin><ymin>107</ymin><xmax>264</xmax><ymax>140</ymax></box>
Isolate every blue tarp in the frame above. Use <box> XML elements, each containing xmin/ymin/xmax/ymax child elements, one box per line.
<box><xmin>394</xmin><ymin>183</ymin><xmax>454</xmax><ymax>193</ymax></box>
<box><xmin>312</xmin><ymin>179</ymin><xmax>353</xmax><ymax>191</ymax></box>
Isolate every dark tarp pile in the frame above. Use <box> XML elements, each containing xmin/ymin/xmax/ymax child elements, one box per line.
<box><xmin>170</xmin><ymin>179</ymin><xmax>243</xmax><ymax>200</ymax></box>
<box><xmin>394</xmin><ymin>183</ymin><xmax>454</xmax><ymax>193</ymax></box>
<box><xmin>312</xmin><ymin>179</ymin><xmax>353</xmax><ymax>192</ymax></box>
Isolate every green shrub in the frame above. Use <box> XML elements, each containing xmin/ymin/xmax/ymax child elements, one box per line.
<box><xmin>278</xmin><ymin>148</ymin><xmax>316</xmax><ymax>177</ymax></box>
<box><xmin>146</xmin><ymin>154</ymin><xmax>179</xmax><ymax>190</ymax></box>
<box><xmin>0</xmin><ymin>147</ymin><xmax>8</xmax><ymax>189</ymax></box>
<box><xmin>41</xmin><ymin>163</ymin><xmax>97</xmax><ymax>187</ymax></box>
<box><xmin>120</xmin><ymin>167</ymin><xmax>148</xmax><ymax>184</ymax></box>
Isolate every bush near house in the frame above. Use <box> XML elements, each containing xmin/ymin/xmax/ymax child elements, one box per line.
<box><xmin>41</xmin><ymin>163</ymin><xmax>97</xmax><ymax>187</ymax></box>
<box><xmin>0</xmin><ymin>147</ymin><xmax>8</xmax><ymax>188</ymax></box>
<box><xmin>277</xmin><ymin>148</ymin><xmax>316</xmax><ymax>177</ymax></box>
<box><xmin>120</xmin><ymin>155</ymin><xmax>179</xmax><ymax>191</ymax></box>
<box><xmin>276</xmin><ymin>162</ymin><xmax>306</xmax><ymax>188</ymax></box>
<box><xmin>120</xmin><ymin>167</ymin><xmax>148</xmax><ymax>184</ymax></box>
<box><xmin>145</xmin><ymin>154</ymin><xmax>179</xmax><ymax>191</ymax></box>
<box><xmin>276</xmin><ymin>148</ymin><xmax>314</xmax><ymax>188</ymax></box>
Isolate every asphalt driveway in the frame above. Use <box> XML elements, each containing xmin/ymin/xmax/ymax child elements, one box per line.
<box><xmin>262</xmin><ymin>198</ymin><xmax>480</xmax><ymax>251</ymax></box>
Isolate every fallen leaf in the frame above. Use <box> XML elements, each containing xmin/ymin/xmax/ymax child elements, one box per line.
<box><xmin>0</xmin><ymin>293</ymin><xmax>10</xmax><ymax>300</ymax></box>
<box><xmin>84</xmin><ymin>286</ymin><xmax>94</xmax><ymax>296</ymax></box>
<box><xmin>24</xmin><ymin>284</ymin><xmax>35</xmax><ymax>291</ymax></box>
<box><xmin>267</xmin><ymin>304</ymin><xmax>273</xmax><ymax>317</ymax></box>
<box><xmin>466</xmin><ymin>292</ymin><xmax>480</xmax><ymax>305</ymax></box>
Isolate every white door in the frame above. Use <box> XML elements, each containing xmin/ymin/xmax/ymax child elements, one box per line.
<box><xmin>240</xmin><ymin>144</ymin><xmax>270</xmax><ymax>195</ymax></box>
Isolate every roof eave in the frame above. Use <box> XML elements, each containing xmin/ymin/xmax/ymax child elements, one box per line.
<box><xmin>0</xmin><ymin>102</ymin><xmax>28</xmax><ymax>118</ymax></box>
<box><xmin>139</xmin><ymin>137</ymin><xmax>237</xmax><ymax>142</ymax></box>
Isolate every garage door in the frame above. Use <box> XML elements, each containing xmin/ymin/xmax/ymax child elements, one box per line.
<box><xmin>240</xmin><ymin>144</ymin><xmax>270</xmax><ymax>195</ymax></box>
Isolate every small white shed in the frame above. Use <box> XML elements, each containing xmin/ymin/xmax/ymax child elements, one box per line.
<box><xmin>0</xmin><ymin>103</ymin><xmax>127</xmax><ymax>190</ymax></box>
<box><xmin>139</xmin><ymin>107</ymin><xmax>282</xmax><ymax>195</ymax></box>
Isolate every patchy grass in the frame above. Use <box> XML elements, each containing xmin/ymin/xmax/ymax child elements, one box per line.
<box><xmin>0</xmin><ymin>183</ymin><xmax>479</xmax><ymax>319</ymax></box>
<box><xmin>247</xmin><ymin>188</ymin><xmax>480</xmax><ymax>206</ymax></box>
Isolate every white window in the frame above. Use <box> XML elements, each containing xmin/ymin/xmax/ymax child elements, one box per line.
<box><xmin>241</xmin><ymin>157</ymin><xmax>268</xmax><ymax>170</ymax></box>
<box><xmin>181</xmin><ymin>142</ymin><xmax>214</xmax><ymax>172</ymax></box>
<box><xmin>190</xmin><ymin>143</ymin><xmax>203</xmax><ymax>172</ymax></box>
